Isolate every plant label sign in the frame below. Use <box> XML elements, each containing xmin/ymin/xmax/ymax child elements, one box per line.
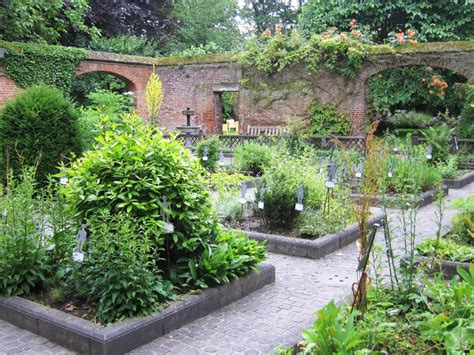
<box><xmin>161</xmin><ymin>223</ymin><xmax>175</xmax><ymax>234</ymax></box>
<box><xmin>295</xmin><ymin>184</ymin><xmax>304</xmax><ymax>211</ymax></box>
<box><xmin>72</xmin><ymin>251</ymin><xmax>84</xmax><ymax>263</ymax></box>
<box><xmin>258</xmin><ymin>201</ymin><xmax>264</xmax><ymax>209</ymax></box>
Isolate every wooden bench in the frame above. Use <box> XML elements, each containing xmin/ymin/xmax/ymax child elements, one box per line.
<box><xmin>247</xmin><ymin>125</ymin><xmax>288</xmax><ymax>136</ymax></box>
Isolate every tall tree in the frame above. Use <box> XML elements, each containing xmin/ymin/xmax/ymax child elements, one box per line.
<box><xmin>169</xmin><ymin>0</ymin><xmax>241</xmax><ymax>52</ymax></box>
<box><xmin>299</xmin><ymin>0</ymin><xmax>474</xmax><ymax>43</ymax></box>
<box><xmin>243</xmin><ymin>0</ymin><xmax>299</xmax><ymax>34</ymax></box>
<box><xmin>86</xmin><ymin>0</ymin><xmax>176</xmax><ymax>48</ymax></box>
<box><xmin>0</xmin><ymin>0</ymin><xmax>97</xmax><ymax>44</ymax></box>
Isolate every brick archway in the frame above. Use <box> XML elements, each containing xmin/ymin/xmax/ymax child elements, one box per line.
<box><xmin>349</xmin><ymin>51</ymin><xmax>474</xmax><ymax>133</ymax></box>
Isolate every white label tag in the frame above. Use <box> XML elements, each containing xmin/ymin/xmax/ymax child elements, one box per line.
<box><xmin>202</xmin><ymin>156</ymin><xmax>208</xmax><ymax>161</ymax></box>
<box><xmin>161</xmin><ymin>223</ymin><xmax>174</xmax><ymax>234</ymax></box>
<box><xmin>72</xmin><ymin>252</ymin><xmax>84</xmax><ymax>263</ymax></box>
<box><xmin>219</xmin><ymin>161</ymin><xmax>225</xmax><ymax>166</ymax></box>
<box><xmin>239</xmin><ymin>197</ymin><xmax>246</xmax><ymax>204</ymax></box>
<box><xmin>426</xmin><ymin>154</ymin><xmax>432</xmax><ymax>160</ymax></box>
<box><xmin>60</xmin><ymin>177</ymin><xmax>68</xmax><ymax>185</ymax></box>
<box><xmin>355</xmin><ymin>172</ymin><xmax>362</xmax><ymax>178</ymax></box>
<box><xmin>388</xmin><ymin>172</ymin><xmax>393</xmax><ymax>178</ymax></box>
<box><xmin>325</xmin><ymin>181</ymin><xmax>335</xmax><ymax>188</ymax></box>
<box><xmin>258</xmin><ymin>201</ymin><xmax>264</xmax><ymax>209</ymax></box>
<box><xmin>1</xmin><ymin>209</ymin><xmax>7</xmax><ymax>217</ymax></box>
<box><xmin>295</xmin><ymin>203</ymin><xmax>304</xmax><ymax>211</ymax></box>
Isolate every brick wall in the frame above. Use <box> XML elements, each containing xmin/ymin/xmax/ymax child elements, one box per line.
<box><xmin>1</xmin><ymin>45</ymin><xmax>473</xmax><ymax>135</ymax></box>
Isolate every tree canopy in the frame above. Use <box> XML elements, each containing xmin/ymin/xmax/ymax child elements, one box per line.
<box><xmin>299</xmin><ymin>0</ymin><xmax>474</xmax><ymax>43</ymax></box>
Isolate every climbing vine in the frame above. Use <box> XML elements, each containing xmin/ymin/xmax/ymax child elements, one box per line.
<box><xmin>240</xmin><ymin>22</ymin><xmax>371</xmax><ymax>79</ymax></box>
<box><xmin>0</xmin><ymin>41</ymin><xmax>88</xmax><ymax>93</ymax></box>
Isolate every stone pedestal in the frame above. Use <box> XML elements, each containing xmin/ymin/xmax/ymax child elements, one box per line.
<box><xmin>176</xmin><ymin>125</ymin><xmax>202</xmax><ymax>135</ymax></box>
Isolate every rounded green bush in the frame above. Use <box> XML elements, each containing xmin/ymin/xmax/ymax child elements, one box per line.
<box><xmin>0</xmin><ymin>85</ymin><xmax>82</xmax><ymax>184</ymax></box>
<box><xmin>234</xmin><ymin>142</ymin><xmax>273</xmax><ymax>176</ymax></box>
<box><xmin>196</xmin><ymin>136</ymin><xmax>221</xmax><ymax>172</ymax></box>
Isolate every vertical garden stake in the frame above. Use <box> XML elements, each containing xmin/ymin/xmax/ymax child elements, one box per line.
<box><xmin>323</xmin><ymin>162</ymin><xmax>337</xmax><ymax>215</ymax></box>
<box><xmin>295</xmin><ymin>184</ymin><xmax>304</xmax><ymax>212</ymax></box>
<box><xmin>160</xmin><ymin>195</ymin><xmax>174</xmax><ymax>269</ymax></box>
<box><xmin>72</xmin><ymin>224</ymin><xmax>87</xmax><ymax>263</ymax></box>
<box><xmin>219</xmin><ymin>151</ymin><xmax>225</xmax><ymax>166</ymax></box>
<box><xmin>258</xmin><ymin>182</ymin><xmax>266</xmax><ymax>210</ymax></box>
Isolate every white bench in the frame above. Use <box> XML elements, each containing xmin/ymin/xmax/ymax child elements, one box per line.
<box><xmin>247</xmin><ymin>125</ymin><xmax>288</xmax><ymax>136</ymax></box>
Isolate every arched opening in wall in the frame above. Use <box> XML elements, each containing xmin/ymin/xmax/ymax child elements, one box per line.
<box><xmin>366</xmin><ymin>65</ymin><xmax>467</xmax><ymax>136</ymax></box>
<box><xmin>214</xmin><ymin>90</ymin><xmax>240</xmax><ymax>134</ymax></box>
<box><xmin>71</xmin><ymin>72</ymin><xmax>136</xmax><ymax>111</ymax></box>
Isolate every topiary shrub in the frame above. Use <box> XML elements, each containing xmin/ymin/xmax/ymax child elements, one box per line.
<box><xmin>0</xmin><ymin>85</ymin><xmax>82</xmax><ymax>184</ymax></box>
<box><xmin>234</xmin><ymin>142</ymin><xmax>273</xmax><ymax>176</ymax></box>
<box><xmin>196</xmin><ymin>135</ymin><xmax>221</xmax><ymax>172</ymax></box>
<box><xmin>63</xmin><ymin>114</ymin><xmax>266</xmax><ymax>315</ymax></box>
<box><xmin>308</xmin><ymin>102</ymin><xmax>352</xmax><ymax>136</ymax></box>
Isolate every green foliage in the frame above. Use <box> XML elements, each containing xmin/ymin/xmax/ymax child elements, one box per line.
<box><xmin>174</xmin><ymin>42</ymin><xmax>224</xmax><ymax>57</ymax></box>
<box><xmin>458</xmin><ymin>84</ymin><xmax>474</xmax><ymax>139</ymax></box>
<box><xmin>421</xmin><ymin>126</ymin><xmax>454</xmax><ymax>163</ymax></box>
<box><xmin>233</xmin><ymin>143</ymin><xmax>273</xmax><ymax>176</ymax></box>
<box><xmin>0</xmin><ymin>85</ymin><xmax>82</xmax><ymax>185</ymax></box>
<box><xmin>297</xmin><ymin>204</ymin><xmax>355</xmax><ymax>239</ymax></box>
<box><xmin>0</xmin><ymin>169</ymin><xmax>50</xmax><ymax>296</ymax></box>
<box><xmin>208</xmin><ymin>172</ymin><xmax>252</xmax><ymax>194</ymax></box>
<box><xmin>437</xmin><ymin>154</ymin><xmax>459</xmax><ymax>179</ymax></box>
<box><xmin>417</xmin><ymin>238</ymin><xmax>473</xmax><ymax>262</ymax></box>
<box><xmin>241</xmin><ymin>1</ymin><xmax>298</xmax><ymax>34</ymax></box>
<box><xmin>196</xmin><ymin>136</ymin><xmax>222</xmax><ymax>173</ymax></box>
<box><xmin>75</xmin><ymin>213</ymin><xmax>174</xmax><ymax>323</ymax></box>
<box><xmin>78</xmin><ymin>90</ymin><xmax>134</xmax><ymax>150</ymax></box>
<box><xmin>299</xmin><ymin>0</ymin><xmax>474</xmax><ymax>43</ymax></box>
<box><xmin>241</xmin><ymin>30</ymin><xmax>367</xmax><ymax>79</ymax></box>
<box><xmin>90</xmin><ymin>34</ymin><xmax>159</xmax><ymax>57</ymax></box>
<box><xmin>0</xmin><ymin>41</ymin><xmax>88</xmax><ymax>92</ymax></box>
<box><xmin>368</xmin><ymin>67</ymin><xmax>466</xmax><ymax>119</ymax></box>
<box><xmin>169</xmin><ymin>0</ymin><xmax>241</xmax><ymax>53</ymax></box>
<box><xmin>386</xmin><ymin>110</ymin><xmax>436</xmax><ymax>129</ymax></box>
<box><xmin>302</xmin><ymin>301</ymin><xmax>364</xmax><ymax>354</ymax></box>
<box><xmin>71</xmin><ymin>72</ymin><xmax>129</xmax><ymax>107</ymax></box>
<box><xmin>385</xmin><ymin>146</ymin><xmax>442</xmax><ymax>193</ymax></box>
<box><xmin>221</xmin><ymin>91</ymin><xmax>239</xmax><ymax>122</ymax></box>
<box><xmin>258</xmin><ymin>155</ymin><xmax>327</xmax><ymax>228</ymax></box>
<box><xmin>308</xmin><ymin>102</ymin><xmax>352</xmax><ymax>136</ymax></box>
<box><xmin>451</xmin><ymin>196</ymin><xmax>474</xmax><ymax>245</ymax></box>
<box><xmin>0</xmin><ymin>0</ymin><xmax>98</xmax><ymax>44</ymax></box>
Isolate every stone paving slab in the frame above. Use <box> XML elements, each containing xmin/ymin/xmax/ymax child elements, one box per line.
<box><xmin>0</xmin><ymin>182</ymin><xmax>472</xmax><ymax>354</ymax></box>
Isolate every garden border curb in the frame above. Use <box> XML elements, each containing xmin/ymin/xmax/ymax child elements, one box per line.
<box><xmin>443</xmin><ymin>171</ymin><xmax>474</xmax><ymax>189</ymax></box>
<box><xmin>412</xmin><ymin>256</ymin><xmax>471</xmax><ymax>279</ymax></box>
<box><xmin>0</xmin><ymin>263</ymin><xmax>275</xmax><ymax>355</ymax></box>
<box><xmin>237</xmin><ymin>214</ymin><xmax>385</xmax><ymax>259</ymax></box>
<box><xmin>350</xmin><ymin>186</ymin><xmax>449</xmax><ymax>208</ymax></box>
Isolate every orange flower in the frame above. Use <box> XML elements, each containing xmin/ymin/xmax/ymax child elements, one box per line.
<box><xmin>409</xmin><ymin>39</ymin><xmax>418</xmax><ymax>44</ymax></box>
<box><xmin>339</xmin><ymin>33</ymin><xmax>347</xmax><ymax>41</ymax></box>
<box><xmin>407</xmin><ymin>29</ymin><xmax>416</xmax><ymax>38</ymax></box>
<box><xmin>441</xmin><ymin>81</ymin><xmax>448</xmax><ymax>88</ymax></box>
<box><xmin>262</xmin><ymin>28</ymin><xmax>272</xmax><ymax>37</ymax></box>
<box><xmin>439</xmin><ymin>91</ymin><xmax>445</xmax><ymax>97</ymax></box>
<box><xmin>351</xmin><ymin>29</ymin><xmax>362</xmax><ymax>37</ymax></box>
<box><xmin>350</xmin><ymin>19</ymin><xmax>357</xmax><ymax>28</ymax></box>
<box><xmin>395</xmin><ymin>32</ymin><xmax>405</xmax><ymax>44</ymax></box>
<box><xmin>275</xmin><ymin>23</ymin><xmax>283</xmax><ymax>37</ymax></box>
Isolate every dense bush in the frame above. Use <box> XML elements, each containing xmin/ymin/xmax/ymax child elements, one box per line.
<box><xmin>257</xmin><ymin>155</ymin><xmax>326</xmax><ymax>228</ymax></box>
<box><xmin>308</xmin><ymin>102</ymin><xmax>352</xmax><ymax>136</ymax></box>
<box><xmin>0</xmin><ymin>85</ymin><xmax>82</xmax><ymax>184</ymax></box>
<box><xmin>233</xmin><ymin>142</ymin><xmax>273</xmax><ymax>175</ymax></box>
<box><xmin>451</xmin><ymin>196</ymin><xmax>474</xmax><ymax>246</ymax></box>
<box><xmin>196</xmin><ymin>136</ymin><xmax>222</xmax><ymax>172</ymax></box>
<box><xmin>458</xmin><ymin>84</ymin><xmax>474</xmax><ymax>139</ymax></box>
<box><xmin>421</xmin><ymin>126</ymin><xmax>453</xmax><ymax>163</ymax></box>
<box><xmin>63</xmin><ymin>114</ymin><xmax>266</xmax><ymax>312</ymax></box>
<box><xmin>417</xmin><ymin>238</ymin><xmax>473</xmax><ymax>262</ymax></box>
<box><xmin>385</xmin><ymin>110</ymin><xmax>435</xmax><ymax>129</ymax></box>
<box><xmin>75</xmin><ymin>213</ymin><xmax>174</xmax><ymax>323</ymax></box>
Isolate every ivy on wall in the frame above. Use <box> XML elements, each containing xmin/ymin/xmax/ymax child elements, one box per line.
<box><xmin>0</xmin><ymin>41</ymin><xmax>89</xmax><ymax>93</ymax></box>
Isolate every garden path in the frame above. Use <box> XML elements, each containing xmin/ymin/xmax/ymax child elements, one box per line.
<box><xmin>0</xmin><ymin>182</ymin><xmax>472</xmax><ymax>355</ymax></box>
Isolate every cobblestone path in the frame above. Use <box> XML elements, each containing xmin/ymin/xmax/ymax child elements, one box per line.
<box><xmin>1</xmin><ymin>183</ymin><xmax>472</xmax><ymax>354</ymax></box>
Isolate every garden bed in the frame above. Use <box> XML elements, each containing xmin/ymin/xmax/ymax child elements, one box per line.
<box><xmin>350</xmin><ymin>185</ymin><xmax>449</xmax><ymax>208</ymax></box>
<box><xmin>0</xmin><ymin>263</ymin><xmax>275</xmax><ymax>355</ymax></box>
<box><xmin>412</xmin><ymin>256</ymin><xmax>471</xmax><ymax>279</ymax></box>
<box><xmin>236</xmin><ymin>214</ymin><xmax>384</xmax><ymax>259</ymax></box>
<box><xmin>442</xmin><ymin>170</ymin><xmax>474</xmax><ymax>189</ymax></box>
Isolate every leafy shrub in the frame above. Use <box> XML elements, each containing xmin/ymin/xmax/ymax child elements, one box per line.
<box><xmin>458</xmin><ymin>84</ymin><xmax>474</xmax><ymax>139</ymax></box>
<box><xmin>386</xmin><ymin>146</ymin><xmax>442</xmax><ymax>193</ymax></box>
<box><xmin>308</xmin><ymin>102</ymin><xmax>352</xmax><ymax>136</ymax></box>
<box><xmin>208</xmin><ymin>172</ymin><xmax>252</xmax><ymax>193</ymax></box>
<box><xmin>0</xmin><ymin>85</ymin><xmax>82</xmax><ymax>185</ymax></box>
<box><xmin>175</xmin><ymin>42</ymin><xmax>223</xmax><ymax>57</ymax></box>
<box><xmin>63</xmin><ymin>114</ymin><xmax>266</xmax><ymax>306</ymax></box>
<box><xmin>196</xmin><ymin>136</ymin><xmax>222</xmax><ymax>172</ymax></box>
<box><xmin>417</xmin><ymin>238</ymin><xmax>473</xmax><ymax>262</ymax></box>
<box><xmin>451</xmin><ymin>196</ymin><xmax>474</xmax><ymax>245</ymax></box>
<box><xmin>90</xmin><ymin>34</ymin><xmax>159</xmax><ymax>57</ymax></box>
<box><xmin>233</xmin><ymin>142</ymin><xmax>273</xmax><ymax>175</ymax></box>
<box><xmin>258</xmin><ymin>155</ymin><xmax>326</xmax><ymax>228</ymax></box>
<box><xmin>437</xmin><ymin>154</ymin><xmax>459</xmax><ymax>179</ymax></box>
<box><xmin>302</xmin><ymin>301</ymin><xmax>363</xmax><ymax>354</ymax></box>
<box><xmin>75</xmin><ymin>213</ymin><xmax>174</xmax><ymax>323</ymax></box>
<box><xmin>421</xmin><ymin>126</ymin><xmax>453</xmax><ymax>163</ymax></box>
<box><xmin>0</xmin><ymin>169</ymin><xmax>50</xmax><ymax>296</ymax></box>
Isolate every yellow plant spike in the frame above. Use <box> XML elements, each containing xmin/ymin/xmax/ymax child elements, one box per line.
<box><xmin>145</xmin><ymin>65</ymin><xmax>164</xmax><ymax>125</ymax></box>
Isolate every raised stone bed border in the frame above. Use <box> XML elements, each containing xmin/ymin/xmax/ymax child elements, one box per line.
<box><xmin>443</xmin><ymin>171</ymin><xmax>474</xmax><ymax>189</ymax></box>
<box><xmin>350</xmin><ymin>186</ymin><xmax>449</xmax><ymax>208</ymax></box>
<box><xmin>0</xmin><ymin>264</ymin><xmax>275</xmax><ymax>355</ymax></box>
<box><xmin>408</xmin><ymin>256</ymin><xmax>471</xmax><ymax>279</ymax></box>
<box><xmin>238</xmin><ymin>214</ymin><xmax>384</xmax><ymax>259</ymax></box>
